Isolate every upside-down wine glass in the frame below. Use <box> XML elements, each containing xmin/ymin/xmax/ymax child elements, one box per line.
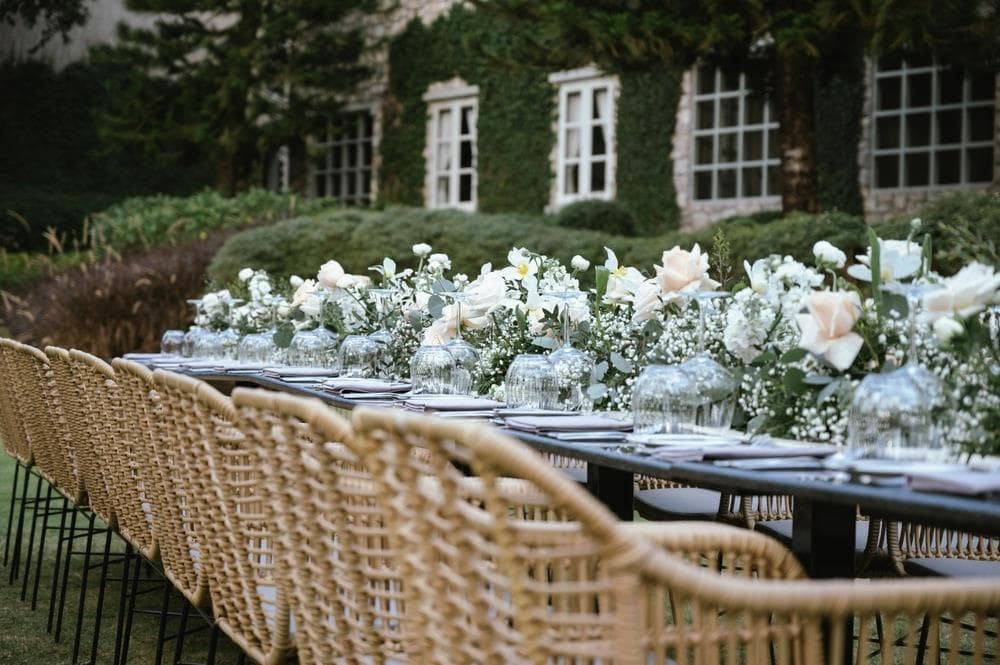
<box><xmin>681</xmin><ymin>291</ymin><xmax>738</xmax><ymax>432</ymax></box>
<box><xmin>182</xmin><ymin>299</ymin><xmax>206</xmax><ymax>357</ymax></box>
<box><xmin>546</xmin><ymin>290</ymin><xmax>594</xmax><ymax>411</ymax></box>
<box><xmin>443</xmin><ymin>292</ymin><xmax>479</xmax><ymax>395</ymax></box>
<box><xmin>287</xmin><ymin>302</ymin><xmax>340</xmax><ymax>368</ymax></box>
<box><xmin>367</xmin><ymin>288</ymin><xmax>395</xmax><ymax>378</ymax></box>
<box><xmin>236</xmin><ymin>301</ymin><xmax>282</xmax><ymax>365</ymax></box>
<box><xmin>218</xmin><ymin>298</ymin><xmax>243</xmax><ymax>360</ymax></box>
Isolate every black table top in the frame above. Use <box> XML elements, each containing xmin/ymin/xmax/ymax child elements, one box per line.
<box><xmin>173</xmin><ymin>368</ymin><xmax>1000</xmax><ymax>537</ymax></box>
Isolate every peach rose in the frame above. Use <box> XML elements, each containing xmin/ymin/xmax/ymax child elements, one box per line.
<box><xmin>796</xmin><ymin>290</ymin><xmax>863</xmax><ymax>371</ymax></box>
<box><xmin>654</xmin><ymin>243</ymin><xmax>720</xmax><ymax>297</ymax></box>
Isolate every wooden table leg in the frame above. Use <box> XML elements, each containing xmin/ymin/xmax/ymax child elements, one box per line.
<box><xmin>587</xmin><ymin>464</ymin><xmax>634</xmax><ymax>521</ymax></box>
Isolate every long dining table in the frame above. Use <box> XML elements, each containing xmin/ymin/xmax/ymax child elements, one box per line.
<box><xmin>150</xmin><ymin>365</ymin><xmax>1000</xmax><ymax>584</ymax></box>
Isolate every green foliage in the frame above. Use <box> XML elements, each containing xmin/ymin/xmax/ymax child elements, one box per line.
<box><xmin>0</xmin><ymin>250</ymin><xmax>87</xmax><ymax>293</ymax></box>
<box><xmin>0</xmin><ymin>0</ymin><xmax>89</xmax><ymax>50</ymax></box>
<box><xmin>814</xmin><ymin>42</ymin><xmax>865</xmax><ymax>214</ymax></box>
<box><xmin>557</xmin><ymin>199</ymin><xmax>638</xmax><ymax>237</ymax></box>
<box><xmin>0</xmin><ymin>60</ymin><xmax>213</xmax><ymax>251</ymax></box>
<box><xmin>380</xmin><ymin>6</ymin><xmax>556</xmax><ymax>212</ymax></box>
<box><xmin>88</xmin><ymin>188</ymin><xmax>336</xmax><ymax>253</ymax></box>
<box><xmin>616</xmin><ymin>64</ymin><xmax>682</xmax><ymax>232</ymax></box>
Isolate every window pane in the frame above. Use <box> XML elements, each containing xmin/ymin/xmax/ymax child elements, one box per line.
<box><xmin>719</xmin><ymin>97</ymin><xmax>739</xmax><ymax>127</ymax></box>
<box><xmin>362</xmin><ymin>143</ymin><xmax>373</xmax><ymax>168</ymax></box>
<box><xmin>939</xmin><ymin>66</ymin><xmax>964</xmax><ymax>104</ymax></box>
<box><xmin>436</xmin><ymin>142</ymin><xmax>451</xmax><ymax>171</ymax></box>
<box><xmin>876</xmin><ymin>154</ymin><xmax>899</xmax><ymax>188</ymax></box>
<box><xmin>878</xmin><ymin>77</ymin><xmax>901</xmax><ymax>110</ymax></box>
<box><xmin>591</xmin><ymin>125</ymin><xmax>607</xmax><ymax>156</ymax></box>
<box><xmin>935</xmin><ymin>149</ymin><xmax>961</xmax><ymax>185</ymax></box>
<box><xmin>591</xmin><ymin>161</ymin><xmax>606</xmax><ymax>192</ymax></box>
<box><xmin>908</xmin><ymin>72</ymin><xmax>932</xmax><ymax>107</ymax></box>
<box><xmin>718</xmin><ymin>169</ymin><xmax>737</xmax><ymax>198</ymax></box>
<box><xmin>721</xmin><ymin>70</ymin><xmax>740</xmax><ymax>92</ymax></box>
<box><xmin>908</xmin><ymin>53</ymin><xmax>932</xmax><ymax>68</ymax></box>
<box><xmin>346</xmin><ymin>143</ymin><xmax>358</xmax><ymax>168</ymax></box>
<box><xmin>697</xmin><ymin>66</ymin><xmax>715</xmax><ymax>94</ymax></box>
<box><xmin>564</xmin><ymin>128</ymin><xmax>580</xmax><ymax>159</ymax></box>
<box><xmin>744</xmin><ymin>95</ymin><xmax>765</xmax><ymax>124</ymax></box>
<box><xmin>743</xmin><ymin>131</ymin><xmax>763</xmax><ymax>160</ymax></box>
<box><xmin>593</xmin><ymin>87</ymin><xmax>608</xmax><ymax>120</ymax></box>
<box><xmin>314</xmin><ymin>175</ymin><xmax>326</xmax><ymax>197</ymax></box>
<box><xmin>460</xmin><ymin>139</ymin><xmax>474</xmax><ymax>169</ymax></box>
<box><xmin>906</xmin><ymin>113</ymin><xmax>931</xmax><ymax>147</ymax></box>
<box><xmin>436</xmin><ymin>176</ymin><xmax>449</xmax><ymax>203</ymax></box>
<box><xmin>968</xmin><ymin>106</ymin><xmax>994</xmax><ymax>142</ymax></box>
<box><xmin>719</xmin><ymin>132</ymin><xmax>737</xmax><ymax>163</ymax></box>
<box><xmin>767</xmin><ymin>165</ymin><xmax>781</xmax><ymax>196</ymax></box>
<box><xmin>694</xmin><ymin>171</ymin><xmax>713</xmax><ymax>200</ymax></box>
<box><xmin>742</xmin><ymin>167</ymin><xmax>762</xmax><ymax>197</ymax></box>
<box><xmin>361</xmin><ymin>170</ymin><xmax>372</xmax><ymax>196</ymax></box>
<box><xmin>969</xmin><ymin>71</ymin><xmax>995</xmax><ymax>101</ymax></box>
<box><xmin>695</xmin><ymin>136</ymin><xmax>714</xmax><ymax>165</ymax></box>
<box><xmin>459</xmin><ymin>173</ymin><xmax>473</xmax><ymax>202</ymax></box>
<box><xmin>904</xmin><ymin>152</ymin><xmax>930</xmax><ymax>187</ymax></box>
<box><xmin>564</xmin><ymin>164</ymin><xmax>579</xmax><ymax>194</ymax></box>
<box><xmin>332</xmin><ymin>174</ymin><xmax>341</xmax><ymax>197</ymax></box>
<box><xmin>363</xmin><ymin>114</ymin><xmax>374</xmax><ymax>137</ymax></box>
<box><xmin>696</xmin><ymin>100</ymin><xmax>715</xmax><ymax>129</ymax></box>
<box><xmin>767</xmin><ymin>131</ymin><xmax>779</xmax><ymax>159</ymax></box>
<box><xmin>936</xmin><ymin>109</ymin><xmax>962</xmax><ymax>144</ymax></box>
<box><xmin>332</xmin><ymin>145</ymin><xmax>342</xmax><ymax>169</ymax></box>
<box><xmin>968</xmin><ymin>147</ymin><xmax>994</xmax><ymax>182</ymax></box>
<box><xmin>880</xmin><ymin>54</ymin><xmax>903</xmax><ymax>71</ymax></box>
<box><xmin>566</xmin><ymin>92</ymin><xmax>581</xmax><ymax>123</ymax></box>
<box><xmin>876</xmin><ymin>116</ymin><xmax>900</xmax><ymax>149</ymax></box>
<box><xmin>346</xmin><ymin>172</ymin><xmax>357</xmax><ymax>196</ymax></box>
<box><xmin>438</xmin><ymin>109</ymin><xmax>452</xmax><ymax>138</ymax></box>
<box><xmin>460</xmin><ymin>105</ymin><xmax>475</xmax><ymax>136</ymax></box>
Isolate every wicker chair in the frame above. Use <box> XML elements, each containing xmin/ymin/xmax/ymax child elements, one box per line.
<box><xmin>0</xmin><ymin>338</ymin><xmax>34</xmax><ymax>470</ymax></box>
<box><xmin>41</xmin><ymin>347</ymin><xmax>88</xmax><ymax>506</ymax></box>
<box><xmin>353</xmin><ymin>407</ymin><xmax>1000</xmax><ymax>664</ymax></box>
<box><xmin>153</xmin><ymin>370</ymin><xmax>294</xmax><ymax>664</ymax></box>
<box><xmin>887</xmin><ymin>521</ymin><xmax>1000</xmax><ymax>578</ymax></box>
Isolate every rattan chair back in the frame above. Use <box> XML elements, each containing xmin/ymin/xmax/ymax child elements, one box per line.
<box><xmin>109</xmin><ymin>358</ymin><xmax>160</xmax><ymax>561</ymax></box>
<box><xmin>8</xmin><ymin>343</ymin><xmax>61</xmax><ymax>485</ymax></box>
<box><xmin>42</xmin><ymin>347</ymin><xmax>87</xmax><ymax>503</ymax></box>
<box><xmin>0</xmin><ymin>338</ymin><xmax>33</xmax><ymax>465</ymax></box>
<box><xmin>65</xmin><ymin>349</ymin><xmax>119</xmax><ymax>527</ymax></box>
<box><xmin>888</xmin><ymin>520</ymin><xmax>1000</xmax><ymax>573</ymax></box>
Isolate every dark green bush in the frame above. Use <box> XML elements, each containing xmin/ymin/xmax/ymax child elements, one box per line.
<box><xmin>557</xmin><ymin>199</ymin><xmax>639</xmax><ymax>237</ymax></box>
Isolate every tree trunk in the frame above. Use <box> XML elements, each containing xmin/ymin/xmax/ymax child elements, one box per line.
<box><xmin>286</xmin><ymin>135</ymin><xmax>309</xmax><ymax>195</ymax></box>
<box><xmin>774</xmin><ymin>54</ymin><xmax>820</xmax><ymax>213</ymax></box>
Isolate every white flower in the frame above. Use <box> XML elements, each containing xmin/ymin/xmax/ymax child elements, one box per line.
<box><xmin>412</xmin><ymin>243</ymin><xmax>432</xmax><ymax>257</ymax></box>
<box><xmin>796</xmin><ymin>290</ymin><xmax>864</xmax><ymax>371</ymax></box>
<box><xmin>238</xmin><ymin>268</ymin><xmax>254</xmax><ymax>282</ymax></box>
<box><xmin>292</xmin><ymin>278</ymin><xmax>317</xmax><ymax>306</ymax></box>
<box><xmin>503</xmin><ymin>247</ymin><xmax>539</xmax><ymax>281</ymax></box>
<box><xmin>654</xmin><ymin>244</ymin><xmax>720</xmax><ymax>298</ymax></box>
<box><xmin>744</xmin><ymin>259</ymin><xmax>769</xmax><ymax>294</ymax></box>
<box><xmin>933</xmin><ymin>316</ymin><xmax>964</xmax><ymax>344</ymax></box>
<box><xmin>289</xmin><ymin>275</ymin><xmax>304</xmax><ymax>288</ymax></box>
<box><xmin>317</xmin><ymin>260</ymin><xmax>346</xmax><ymax>289</ymax></box>
<box><xmin>337</xmin><ymin>274</ymin><xmax>371</xmax><ymax>290</ymax></box>
<box><xmin>631</xmin><ymin>280</ymin><xmax>663</xmax><ymax>323</ymax></box>
<box><xmin>428</xmin><ymin>253</ymin><xmax>451</xmax><ymax>270</ymax></box>
<box><xmin>571</xmin><ymin>255</ymin><xmax>590</xmax><ymax>271</ymax></box>
<box><xmin>813</xmin><ymin>241</ymin><xmax>846</xmax><ymax>268</ymax></box>
<box><xmin>603</xmin><ymin>247</ymin><xmax>645</xmax><ymax>304</ymax></box>
<box><xmin>846</xmin><ymin>238</ymin><xmax>921</xmax><ymax>283</ymax></box>
<box><xmin>380</xmin><ymin>257</ymin><xmax>396</xmax><ymax>280</ymax></box>
<box><xmin>923</xmin><ymin>262</ymin><xmax>1000</xmax><ymax>321</ymax></box>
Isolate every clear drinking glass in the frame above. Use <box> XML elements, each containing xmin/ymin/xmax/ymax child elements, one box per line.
<box><xmin>631</xmin><ymin>364</ymin><xmax>698</xmax><ymax>434</ymax></box>
<box><xmin>160</xmin><ymin>330</ymin><xmax>185</xmax><ymax>356</ymax></box>
<box><xmin>287</xmin><ymin>327</ymin><xmax>340</xmax><ymax>368</ymax></box>
<box><xmin>192</xmin><ymin>330</ymin><xmax>226</xmax><ymax>360</ymax></box>
<box><xmin>682</xmin><ymin>291</ymin><xmax>738</xmax><ymax>431</ymax></box>
<box><xmin>410</xmin><ymin>345</ymin><xmax>459</xmax><ymax>394</ymax></box>
<box><xmin>182</xmin><ymin>299</ymin><xmax>205</xmax><ymax>358</ymax></box>
<box><xmin>504</xmin><ymin>354</ymin><xmax>559</xmax><ymax>409</ymax></box>
<box><xmin>368</xmin><ymin>288</ymin><xmax>395</xmax><ymax>377</ymax></box>
<box><xmin>237</xmin><ymin>331</ymin><xmax>279</xmax><ymax>364</ymax></box>
<box><xmin>339</xmin><ymin>334</ymin><xmax>379</xmax><ymax>378</ymax></box>
<box><xmin>443</xmin><ymin>292</ymin><xmax>479</xmax><ymax>395</ymax></box>
<box><xmin>847</xmin><ymin>369</ymin><xmax>949</xmax><ymax>462</ymax></box>
<box><xmin>546</xmin><ymin>291</ymin><xmax>594</xmax><ymax>411</ymax></box>
<box><xmin>883</xmin><ymin>282</ymin><xmax>947</xmax><ymax>411</ymax></box>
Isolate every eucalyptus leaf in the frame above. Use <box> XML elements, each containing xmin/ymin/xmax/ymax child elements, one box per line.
<box><xmin>746</xmin><ymin>414</ymin><xmax>768</xmax><ymax>434</ymax></box>
<box><xmin>641</xmin><ymin>318</ymin><xmax>663</xmax><ymax>338</ymax></box>
<box><xmin>817</xmin><ymin>378</ymin><xmax>843</xmax><ymax>404</ymax></box>
<box><xmin>592</xmin><ymin>360</ymin><xmax>609</xmax><ymax>382</ymax></box>
<box><xmin>432</xmin><ymin>278</ymin><xmax>455</xmax><ymax>294</ymax></box>
<box><xmin>610</xmin><ymin>351</ymin><xmax>633</xmax><ymax>374</ymax></box>
<box><xmin>290</xmin><ymin>308</ymin><xmax>305</xmax><ymax>321</ymax></box>
<box><xmin>427</xmin><ymin>294</ymin><xmax>445</xmax><ymax>319</ymax></box>
<box><xmin>272</xmin><ymin>322</ymin><xmax>294</xmax><ymax>349</ymax></box>
<box><xmin>803</xmin><ymin>373</ymin><xmax>833</xmax><ymax>386</ymax></box>
<box><xmin>782</xmin><ymin>367</ymin><xmax>807</xmax><ymax>394</ymax></box>
<box><xmin>779</xmin><ymin>347</ymin><xmax>807</xmax><ymax>364</ymax></box>
<box><xmin>752</xmin><ymin>350</ymin><xmax>777</xmax><ymax>367</ymax></box>
<box><xmin>587</xmin><ymin>383</ymin><xmax>608</xmax><ymax>400</ymax></box>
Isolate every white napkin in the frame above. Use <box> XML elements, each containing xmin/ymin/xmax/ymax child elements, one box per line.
<box><xmin>908</xmin><ymin>470</ymin><xmax>1000</xmax><ymax>496</ymax></box>
<box><xmin>323</xmin><ymin>378</ymin><xmax>412</xmax><ymax>395</ymax></box>
<box><xmin>262</xmin><ymin>366</ymin><xmax>338</xmax><ymax>378</ymax></box>
<box><xmin>402</xmin><ymin>396</ymin><xmax>504</xmax><ymax>412</ymax></box>
<box><xmin>504</xmin><ymin>414</ymin><xmax>632</xmax><ymax>433</ymax></box>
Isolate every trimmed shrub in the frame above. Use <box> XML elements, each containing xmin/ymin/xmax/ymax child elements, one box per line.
<box><xmin>557</xmin><ymin>199</ymin><xmax>639</xmax><ymax>237</ymax></box>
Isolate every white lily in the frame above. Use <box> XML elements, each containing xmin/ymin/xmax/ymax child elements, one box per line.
<box><xmin>846</xmin><ymin>239</ymin><xmax>921</xmax><ymax>283</ymax></box>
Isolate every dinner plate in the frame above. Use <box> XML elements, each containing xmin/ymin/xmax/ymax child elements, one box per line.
<box><xmin>624</xmin><ymin>433</ymin><xmax>743</xmax><ymax>447</ymax></box>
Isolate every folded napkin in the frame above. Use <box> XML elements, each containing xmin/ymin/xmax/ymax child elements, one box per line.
<box><xmin>124</xmin><ymin>352</ymin><xmax>181</xmax><ymax>361</ymax></box>
<box><xmin>703</xmin><ymin>443</ymin><xmax>838</xmax><ymax>461</ymax></box>
<box><xmin>262</xmin><ymin>366</ymin><xmax>338</xmax><ymax>378</ymax></box>
<box><xmin>181</xmin><ymin>360</ymin><xmax>225</xmax><ymax>369</ymax></box>
<box><xmin>504</xmin><ymin>414</ymin><xmax>633</xmax><ymax>433</ymax></box>
<box><xmin>323</xmin><ymin>378</ymin><xmax>412</xmax><ymax>395</ymax></box>
<box><xmin>908</xmin><ymin>470</ymin><xmax>1000</xmax><ymax>496</ymax></box>
<box><xmin>402</xmin><ymin>396</ymin><xmax>504</xmax><ymax>413</ymax></box>
<box><xmin>651</xmin><ymin>448</ymin><xmax>705</xmax><ymax>462</ymax></box>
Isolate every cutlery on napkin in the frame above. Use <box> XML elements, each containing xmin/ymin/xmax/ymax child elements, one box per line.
<box><xmin>504</xmin><ymin>414</ymin><xmax>633</xmax><ymax>433</ymax></box>
<box><xmin>262</xmin><ymin>366</ymin><xmax>339</xmax><ymax>378</ymax></box>
<box><xmin>402</xmin><ymin>396</ymin><xmax>504</xmax><ymax>413</ymax></box>
<box><xmin>907</xmin><ymin>470</ymin><xmax>1000</xmax><ymax>496</ymax></box>
<box><xmin>322</xmin><ymin>379</ymin><xmax>412</xmax><ymax>395</ymax></box>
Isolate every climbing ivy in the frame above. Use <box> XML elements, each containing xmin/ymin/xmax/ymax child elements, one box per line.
<box><xmin>814</xmin><ymin>40</ymin><xmax>865</xmax><ymax>214</ymax></box>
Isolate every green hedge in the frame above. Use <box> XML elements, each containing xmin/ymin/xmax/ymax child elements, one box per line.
<box><xmin>557</xmin><ymin>199</ymin><xmax>638</xmax><ymax>237</ymax></box>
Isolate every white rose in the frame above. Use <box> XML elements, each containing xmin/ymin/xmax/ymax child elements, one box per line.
<box><xmin>317</xmin><ymin>260</ymin><xmax>346</xmax><ymax>289</ymax></box>
<box><xmin>429</xmin><ymin>253</ymin><xmax>451</xmax><ymax>270</ymax></box>
<box><xmin>412</xmin><ymin>243</ymin><xmax>432</xmax><ymax>257</ymax></box>
<box><xmin>813</xmin><ymin>241</ymin><xmax>847</xmax><ymax>269</ymax></box>
<box><xmin>292</xmin><ymin>278</ymin><xmax>317</xmax><ymax>306</ymax></box>
<box><xmin>847</xmin><ymin>238</ymin><xmax>921</xmax><ymax>283</ymax></box>
<box><xmin>238</xmin><ymin>268</ymin><xmax>254</xmax><ymax>282</ymax></box>
<box><xmin>654</xmin><ymin>243</ymin><xmax>720</xmax><ymax>296</ymax></box>
<box><xmin>923</xmin><ymin>262</ymin><xmax>1000</xmax><ymax>321</ymax></box>
<box><xmin>744</xmin><ymin>259</ymin><xmax>769</xmax><ymax>294</ymax></box>
<box><xmin>932</xmin><ymin>316</ymin><xmax>964</xmax><ymax>344</ymax></box>
<box><xmin>338</xmin><ymin>274</ymin><xmax>371</xmax><ymax>290</ymax></box>
<box><xmin>289</xmin><ymin>275</ymin><xmax>304</xmax><ymax>288</ymax></box>
<box><xmin>300</xmin><ymin>294</ymin><xmax>323</xmax><ymax>319</ymax></box>
<box><xmin>631</xmin><ymin>280</ymin><xmax>663</xmax><ymax>324</ymax></box>
<box><xmin>796</xmin><ymin>290</ymin><xmax>864</xmax><ymax>371</ymax></box>
<box><xmin>571</xmin><ymin>255</ymin><xmax>590</xmax><ymax>271</ymax></box>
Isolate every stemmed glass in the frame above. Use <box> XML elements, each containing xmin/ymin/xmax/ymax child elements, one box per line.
<box><xmin>443</xmin><ymin>292</ymin><xmax>479</xmax><ymax>395</ymax></box>
<box><xmin>681</xmin><ymin>291</ymin><xmax>738</xmax><ymax>431</ymax></box>
<box><xmin>287</xmin><ymin>303</ymin><xmax>340</xmax><ymax>368</ymax></box>
<box><xmin>218</xmin><ymin>298</ymin><xmax>243</xmax><ymax>360</ymax></box>
<box><xmin>367</xmin><ymin>288</ymin><xmax>395</xmax><ymax>378</ymax></box>
<box><xmin>236</xmin><ymin>301</ymin><xmax>282</xmax><ymax>365</ymax></box>
<box><xmin>546</xmin><ymin>290</ymin><xmax>594</xmax><ymax>411</ymax></box>
<box><xmin>882</xmin><ymin>282</ymin><xmax>946</xmax><ymax>406</ymax></box>
<box><xmin>182</xmin><ymin>299</ymin><xmax>204</xmax><ymax>357</ymax></box>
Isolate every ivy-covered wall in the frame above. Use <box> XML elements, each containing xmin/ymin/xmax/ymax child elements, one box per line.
<box><xmin>814</xmin><ymin>41</ymin><xmax>865</xmax><ymax>215</ymax></box>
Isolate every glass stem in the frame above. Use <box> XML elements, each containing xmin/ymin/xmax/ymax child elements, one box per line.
<box><xmin>907</xmin><ymin>294</ymin><xmax>918</xmax><ymax>365</ymax></box>
<box><xmin>455</xmin><ymin>300</ymin><xmax>463</xmax><ymax>341</ymax></box>
<box><xmin>562</xmin><ymin>300</ymin><xmax>571</xmax><ymax>348</ymax></box>
<box><xmin>697</xmin><ymin>299</ymin><xmax>706</xmax><ymax>355</ymax></box>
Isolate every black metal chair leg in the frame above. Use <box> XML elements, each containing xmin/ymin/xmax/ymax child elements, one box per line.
<box><xmin>153</xmin><ymin>582</ymin><xmax>173</xmax><ymax>665</ymax></box>
<box><xmin>236</xmin><ymin>651</ymin><xmax>247</xmax><ymax>665</ymax></box>
<box><xmin>70</xmin><ymin>513</ymin><xmax>97</xmax><ymax>664</ymax></box>
<box><xmin>19</xmin><ymin>473</ymin><xmax>44</xmax><ymax>600</ymax></box>
<box><xmin>86</xmin><ymin>527</ymin><xmax>114</xmax><ymax>665</ymax></box>
<box><xmin>172</xmin><ymin>600</ymin><xmax>191</xmax><ymax>665</ymax></box>
<box><xmin>54</xmin><ymin>504</ymin><xmax>79</xmax><ymax>641</ymax></box>
<box><xmin>8</xmin><ymin>463</ymin><xmax>33</xmax><ymax>584</ymax></box>
<box><xmin>112</xmin><ymin>545</ymin><xmax>132</xmax><ymax>665</ymax></box>
<box><xmin>29</xmin><ymin>483</ymin><xmax>54</xmax><ymax>609</ymax></box>
<box><xmin>205</xmin><ymin>624</ymin><xmax>220</xmax><ymax>665</ymax></box>
<box><xmin>4</xmin><ymin>459</ymin><xmax>21</xmax><ymax>566</ymax></box>
<box><xmin>118</xmin><ymin>549</ymin><xmax>143</xmax><ymax>665</ymax></box>
<box><xmin>47</xmin><ymin>496</ymin><xmax>69</xmax><ymax>633</ymax></box>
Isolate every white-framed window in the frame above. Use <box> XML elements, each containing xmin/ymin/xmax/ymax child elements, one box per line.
<box><xmin>873</xmin><ymin>56</ymin><xmax>995</xmax><ymax>189</ymax></box>
<box><xmin>550</xmin><ymin>67</ymin><xmax>618</xmax><ymax>207</ymax></box>
<box><xmin>691</xmin><ymin>66</ymin><xmax>780</xmax><ymax>201</ymax></box>
<box><xmin>424</xmin><ymin>83</ymin><xmax>478</xmax><ymax>210</ymax></box>
<box><xmin>312</xmin><ymin>110</ymin><xmax>374</xmax><ymax>205</ymax></box>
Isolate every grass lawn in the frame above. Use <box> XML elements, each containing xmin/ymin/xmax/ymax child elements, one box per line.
<box><xmin>0</xmin><ymin>452</ymin><xmax>243</xmax><ymax>664</ymax></box>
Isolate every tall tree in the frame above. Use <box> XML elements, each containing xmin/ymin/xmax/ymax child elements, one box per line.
<box><xmin>475</xmin><ymin>0</ymin><xmax>1000</xmax><ymax>214</ymax></box>
<box><xmin>1</xmin><ymin>0</ymin><xmax>90</xmax><ymax>50</ymax></box>
<box><xmin>99</xmin><ymin>0</ymin><xmax>382</xmax><ymax>193</ymax></box>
